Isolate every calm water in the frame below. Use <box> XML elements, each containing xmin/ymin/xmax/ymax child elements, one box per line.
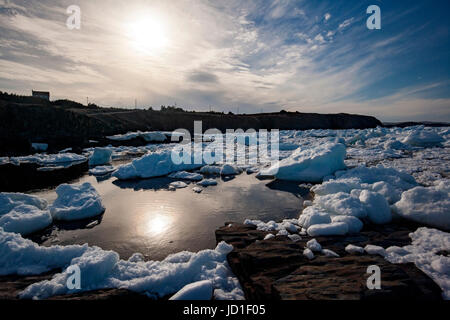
<box><xmin>30</xmin><ymin>168</ymin><xmax>308</xmax><ymax>261</ymax></box>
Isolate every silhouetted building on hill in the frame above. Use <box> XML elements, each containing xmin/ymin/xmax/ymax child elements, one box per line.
<box><xmin>32</xmin><ymin>90</ymin><xmax>50</xmax><ymax>101</ymax></box>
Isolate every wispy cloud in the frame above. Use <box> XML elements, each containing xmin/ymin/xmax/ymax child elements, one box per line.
<box><xmin>0</xmin><ymin>0</ymin><xmax>448</xmax><ymax>121</ymax></box>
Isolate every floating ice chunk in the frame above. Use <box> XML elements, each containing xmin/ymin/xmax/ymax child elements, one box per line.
<box><xmin>385</xmin><ymin>227</ymin><xmax>450</xmax><ymax>299</ymax></box>
<box><xmin>331</xmin><ymin>216</ymin><xmax>363</xmax><ymax>233</ymax></box>
<box><xmin>192</xmin><ymin>187</ymin><xmax>203</xmax><ymax>193</ymax></box>
<box><xmin>303</xmin><ymin>248</ymin><xmax>314</xmax><ymax>260</ymax></box>
<box><xmin>264</xmin><ymin>233</ymin><xmax>275</xmax><ymax>240</ymax></box>
<box><xmin>169</xmin><ymin>280</ymin><xmax>213</xmax><ymax>300</ymax></box>
<box><xmin>314</xmin><ymin>192</ymin><xmax>367</xmax><ymax>219</ymax></box>
<box><xmin>322</xmin><ymin>249</ymin><xmax>340</xmax><ymax>257</ymax></box>
<box><xmin>19</xmin><ymin>241</ymin><xmax>244</xmax><ymax>300</ymax></box>
<box><xmin>197</xmin><ymin>179</ymin><xmax>218</xmax><ymax>187</ymax></box>
<box><xmin>89</xmin><ymin>165</ymin><xmax>116</xmax><ymax>176</ymax></box>
<box><xmin>220</xmin><ymin>164</ymin><xmax>240</xmax><ymax>176</ymax></box>
<box><xmin>20</xmin><ymin>246</ymin><xmax>119</xmax><ymax>299</ymax></box>
<box><xmin>364</xmin><ymin>245</ymin><xmax>386</xmax><ymax>257</ymax></box>
<box><xmin>169</xmin><ymin>181</ymin><xmax>188</xmax><ymax>189</ymax></box>
<box><xmin>392</xmin><ymin>181</ymin><xmax>450</xmax><ymax>230</ymax></box>
<box><xmin>114</xmin><ymin>149</ymin><xmax>204</xmax><ymax>180</ymax></box>
<box><xmin>369</xmin><ymin>181</ymin><xmax>401</xmax><ymax>204</ymax></box>
<box><xmin>31</xmin><ymin>143</ymin><xmax>48</xmax><ymax>152</ymax></box>
<box><xmin>345</xmin><ymin>244</ymin><xmax>364</xmax><ymax>254</ymax></box>
<box><xmin>288</xmin><ymin>234</ymin><xmax>302</xmax><ymax>242</ymax></box>
<box><xmin>383</xmin><ymin>139</ymin><xmax>411</xmax><ymax>151</ymax></box>
<box><xmin>128</xmin><ymin>253</ymin><xmax>145</xmax><ymax>263</ymax></box>
<box><xmin>280</xmin><ymin>221</ymin><xmax>298</xmax><ymax>233</ymax></box>
<box><xmin>38</xmin><ymin>153</ymin><xmax>86</xmax><ymax>165</ymax></box>
<box><xmin>200</xmin><ymin>166</ymin><xmax>222</xmax><ymax>175</ymax></box>
<box><xmin>276</xmin><ymin>229</ymin><xmax>289</xmax><ymax>236</ymax></box>
<box><xmin>258</xmin><ymin>142</ymin><xmax>346</xmax><ymax>182</ymax></box>
<box><xmin>403</xmin><ymin>130</ymin><xmax>444</xmax><ymax>147</ymax></box>
<box><xmin>169</xmin><ymin>171</ymin><xmax>203</xmax><ymax>181</ymax></box>
<box><xmin>311</xmin><ymin>178</ymin><xmax>362</xmax><ymax>196</ymax></box>
<box><xmin>306</xmin><ymin>239</ymin><xmax>322</xmax><ymax>252</ymax></box>
<box><xmin>141</xmin><ymin>132</ymin><xmax>167</xmax><ymax>142</ymax></box>
<box><xmin>359</xmin><ymin>190</ymin><xmax>392</xmax><ymax>225</ymax></box>
<box><xmin>50</xmin><ymin>183</ymin><xmax>105</xmax><ymax>221</ymax></box>
<box><xmin>88</xmin><ymin>148</ymin><xmax>112</xmax><ymax>166</ymax></box>
<box><xmin>298</xmin><ymin>206</ymin><xmax>331</xmax><ymax>229</ymax></box>
<box><xmin>246</xmin><ymin>167</ymin><xmax>259</xmax><ymax>174</ymax></box>
<box><xmin>0</xmin><ymin>205</ymin><xmax>52</xmax><ymax>235</ymax></box>
<box><xmin>0</xmin><ymin>193</ymin><xmax>48</xmax><ymax>215</ymax></box>
<box><xmin>307</xmin><ymin>222</ymin><xmax>348</xmax><ymax>237</ymax></box>
<box><xmin>335</xmin><ymin>166</ymin><xmax>417</xmax><ymax>192</ymax></box>
<box><xmin>0</xmin><ymin>228</ymin><xmax>88</xmax><ymax>275</ymax></box>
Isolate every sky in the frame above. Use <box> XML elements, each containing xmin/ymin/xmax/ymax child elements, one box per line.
<box><xmin>0</xmin><ymin>0</ymin><xmax>449</xmax><ymax>122</ymax></box>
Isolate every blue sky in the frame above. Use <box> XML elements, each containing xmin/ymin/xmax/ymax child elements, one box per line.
<box><xmin>0</xmin><ymin>0</ymin><xmax>449</xmax><ymax>121</ymax></box>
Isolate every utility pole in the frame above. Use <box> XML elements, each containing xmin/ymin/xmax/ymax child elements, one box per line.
<box><xmin>135</xmin><ymin>99</ymin><xmax>137</xmax><ymax>109</ymax></box>
<box><xmin>86</xmin><ymin>97</ymin><xmax>89</xmax><ymax>106</ymax></box>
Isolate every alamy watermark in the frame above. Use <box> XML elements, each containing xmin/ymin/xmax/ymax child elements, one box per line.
<box><xmin>366</xmin><ymin>265</ymin><xmax>381</xmax><ymax>290</ymax></box>
<box><xmin>170</xmin><ymin>121</ymin><xmax>280</xmax><ymax>171</ymax></box>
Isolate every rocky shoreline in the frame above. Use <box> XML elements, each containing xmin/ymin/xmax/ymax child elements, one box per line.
<box><xmin>215</xmin><ymin>222</ymin><xmax>443</xmax><ymax>300</ymax></box>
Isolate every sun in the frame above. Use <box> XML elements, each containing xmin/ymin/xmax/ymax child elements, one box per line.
<box><xmin>127</xmin><ymin>15</ymin><xmax>168</xmax><ymax>53</ymax></box>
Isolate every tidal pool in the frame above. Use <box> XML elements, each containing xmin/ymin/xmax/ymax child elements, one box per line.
<box><xmin>29</xmin><ymin>170</ymin><xmax>308</xmax><ymax>261</ymax></box>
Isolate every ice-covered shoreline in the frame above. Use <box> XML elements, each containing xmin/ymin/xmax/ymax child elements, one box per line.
<box><xmin>0</xmin><ymin>125</ymin><xmax>449</xmax><ymax>300</ymax></box>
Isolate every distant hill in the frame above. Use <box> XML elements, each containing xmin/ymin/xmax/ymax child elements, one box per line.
<box><xmin>0</xmin><ymin>92</ymin><xmax>382</xmax><ymax>155</ymax></box>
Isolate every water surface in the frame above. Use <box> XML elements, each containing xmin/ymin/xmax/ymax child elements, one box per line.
<box><xmin>30</xmin><ymin>170</ymin><xmax>307</xmax><ymax>260</ymax></box>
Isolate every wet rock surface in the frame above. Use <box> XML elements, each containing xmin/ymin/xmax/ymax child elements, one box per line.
<box><xmin>216</xmin><ymin>222</ymin><xmax>443</xmax><ymax>300</ymax></box>
<box><xmin>0</xmin><ymin>271</ymin><xmax>147</xmax><ymax>300</ymax></box>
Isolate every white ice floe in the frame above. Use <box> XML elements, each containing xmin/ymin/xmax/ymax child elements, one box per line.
<box><xmin>331</xmin><ymin>216</ymin><xmax>363</xmax><ymax>234</ymax></box>
<box><xmin>244</xmin><ymin>219</ymin><xmax>300</xmax><ymax>234</ymax></box>
<box><xmin>0</xmin><ymin>193</ymin><xmax>47</xmax><ymax>215</ymax></box>
<box><xmin>0</xmin><ymin>228</ymin><xmax>88</xmax><ymax>275</ymax></box>
<box><xmin>322</xmin><ymin>249</ymin><xmax>340</xmax><ymax>257</ymax></box>
<box><xmin>303</xmin><ymin>248</ymin><xmax>315</xmax><ymax>260</ymax></box>
<box><xmin>192</xmin><ymin>187</ymin><xmax>203</xmax><ymax>193</ymax></box>
<box><xmin>89</xmin><ymin>165</ymin><xmax>116</xmax><ymax>176</ymax></box>
<box><xmin>113</xmin><ymin>149</ymin><xmax>204</xmax><ymax>180</ymax></box>
<box><xmin>403</xmin><ymin>129</ymin><xmax>444</xmax><ymax>147</ymax></box>
<box><xmin>107</xmin><ymin>131</ymin><xmax>166</xmax><ymax>142</ymax></box>
<box><xmin>298</xmin><ymin>207</ymin><xmax>331</xmax><ymax>229</ymax></box>
<box><xmin>0</xmin><ymin>193</ymin><xmax>51</xmax><ymax>235</ymax></box>
<box><xmin>359</xmin><ymin>190</ymin><xmax>392</xmax><ymax>225</ymax></box>
<box><xmin>197</xmin><ymin>179</ymin><xmax>218</xmax><ymax>187</ymax></box>
<box><xmin>12</xmin><ymin>153</ymin><xmax>87</xmax><ymax>165</ymax></box>
<box><xmin>258</xmin><ymin>142</ymin><xmax>346</xmax><ymax>182</ymax></box>
<box><xmin>307</xmin><ymin>222</ymin><xmax>349</xmax><ymax>237</ymax></box>
<box><xmin>220</xmin><ymin>164</ymin><xmax>240</xmax><ymax>176</ymax></box>
<box><xmin>88</xmin><ymin>148</ymin><xmax>112</xmax><ymax>166</ymax></box>
<box><xmin>169</xmin><ymin>280</ymin><xmax>213</xmax><ymax>300</ymax></box>
<box><xmin>345</xmin><ymin>244</ymin><xmax>364</xmax><ymax>254</ymax></box>
<box><xmin>264</xmin><ymin>233</ymin><xmax>275</xmax><ymax>240</ymax></box>
<box><xmin>199</xmin><ymin>165</ymin><xmax>222</xmax><ymax>175</ymax></box>
<box><xmin>288</xmin><ymin>234</ymin><xmax>302</xmax><ymax>242</ymax></box>
<box><xmin>50</xmin><ymin>183</ymin><xmax>105</xmax><ymax>221</ymax></box>
<box><xmin>169</xmin><ymin>171</ymin><xmax>203</xmax><ymax>181</ymax></box>
<box><xmin>364</xmin><ymin>245</ymin><xmax>386</xmax><ymax>257</ymax></box>
<box><xmin>169</xmin><ymin>181</ymin><xmax>188</xmax><ymax>189</ymax></box>
<box><xmin>392</xmin><ymin>180</ymin><xmax>450</xmax><ymax>230</ymax></box>
<box><xmin>306</xmin><ymin>239</ymin><xmax>322</xmax><ymax>252</ymax></box>
<box><xmin>0</xmin><ymin>205</ymin><xmax>52</xmax><ymax>235</ymax></box>
<box><xmin>385</xmin><ymin>227</ymin><xmax>450</xmax><ymax>299</ymax></box>
<box><xmin>31</xmin><ymin>143</ymin><xmax>48</xmax><ymax>152</ymax></box>
<box><xmin>19</xmin><ymin>240</ymin><xmax>244</xmax><ymax>300</ymax></box>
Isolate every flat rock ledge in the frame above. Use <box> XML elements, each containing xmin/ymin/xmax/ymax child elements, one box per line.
<box><xmin>215</xmin><ymin>222</ymin><xmax>443</xmax><ymax>300</ymax></box>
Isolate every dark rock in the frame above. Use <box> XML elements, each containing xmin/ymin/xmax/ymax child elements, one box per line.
<box><xmin>216</xmin><ymin>223</ymin><xmax>443</xmax><ymax>300</ymax></box>
<box><xmin>0</xmin><ymin>160</ymin><xmax>88</xmax><ymax>192</ymax></box>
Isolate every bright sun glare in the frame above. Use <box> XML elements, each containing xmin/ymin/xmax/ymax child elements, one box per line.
<box><xmin>127</xmin><ymin>14</ymin><xmax>168</xmax><ymax>53</ymax></box>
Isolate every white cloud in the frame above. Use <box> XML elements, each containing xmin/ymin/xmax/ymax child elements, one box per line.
<box><xmin>324</xmin><ymin>13</ymin><xmax>331</xmax><ymax>21</ymax></box>
<box><xmin>338</xmin><ymin>17</ymin><xmax>354</xmax><ymax>30</ymax></box>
